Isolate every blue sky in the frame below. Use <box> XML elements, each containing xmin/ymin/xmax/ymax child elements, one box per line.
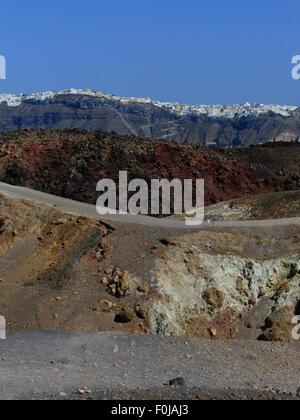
<box><xmin>0</xmin><ymin>0</ymin><xmax>300</xmax><ymax>105</ymax></box>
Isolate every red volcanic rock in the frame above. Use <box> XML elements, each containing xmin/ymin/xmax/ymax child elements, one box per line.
<box><xmin>0</xmin><ymin>129</ymin><xmax>299</xmax><ymax>210</ymax></box>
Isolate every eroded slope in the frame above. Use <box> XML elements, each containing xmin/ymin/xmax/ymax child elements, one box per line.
<box><xmin>0</xmin><ymin>190</ymin><xmax>299</xmax><ymax>342</ymax></box>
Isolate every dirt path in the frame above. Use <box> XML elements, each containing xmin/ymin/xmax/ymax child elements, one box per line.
<box><xmin>1</xmin><ymin>182</ymin><xmax>300</xmax><ymax>229</ymax></box>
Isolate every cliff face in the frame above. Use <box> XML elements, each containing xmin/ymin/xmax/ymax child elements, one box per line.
<box><xmin>1</xmin><ymin>94</ymin><xmax>300</xmax><ymax>147</ymax></box>
<box><xmin>0</xmin><ymin>129</ymin><xmax>300</xmax><ymax>208</ymax></box>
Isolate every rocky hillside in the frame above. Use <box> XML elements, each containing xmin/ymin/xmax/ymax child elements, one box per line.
<box><xmin>0</xmin><ymin>190</ymin><xmax>299</xmax><ymax>343</ymax></box>
<box><xmin>203</xmin><ymin>190</ymin><xmax>300</xmax><ymax>221</ymax></box>
<box><xmin>1</xmin><ymin>93</ymin><xmax>300</xmax><ymax>147</ymax></box>
<box><xmin>0</xmin><ymin>129</ymin><xmax>300</xmax><ymax>208</ymax></box>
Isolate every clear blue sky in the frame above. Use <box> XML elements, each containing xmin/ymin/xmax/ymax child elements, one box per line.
<box><xmin>0</xmin><ymin>0</ymin><xmax>300</xmax><ymax>105</ymax></box>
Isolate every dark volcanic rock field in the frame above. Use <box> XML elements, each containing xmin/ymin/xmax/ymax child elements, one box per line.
<box><xmin>0</xmin><ymin>129</ymin><xmax>300</xmax><ymax>207</ymax></box>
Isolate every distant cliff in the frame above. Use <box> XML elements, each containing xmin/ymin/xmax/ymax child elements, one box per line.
<box><xmin>0</xmin><ymin>91</ymin><xmax>300</xmax><ymax>147</ymax></box>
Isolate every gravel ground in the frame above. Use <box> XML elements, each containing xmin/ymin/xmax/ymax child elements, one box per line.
<box><xmin>0</xmin><ymin>331</ymin><xmax>299</xmax><ymax>400</ymax></box>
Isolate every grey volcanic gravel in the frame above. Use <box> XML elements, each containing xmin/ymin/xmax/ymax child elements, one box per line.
<box><xmin>0</xmin><ymin>331</ymin><xmax>300</xmax><ymax>400</ymax></box>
